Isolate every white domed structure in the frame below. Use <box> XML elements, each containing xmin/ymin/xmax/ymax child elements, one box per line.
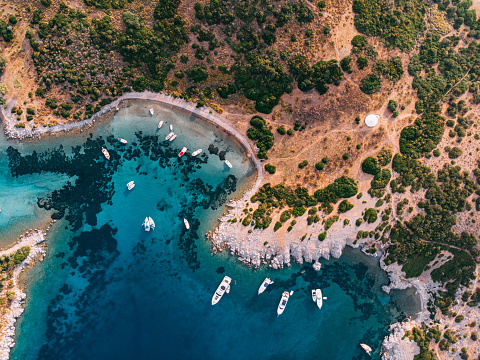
<box><xmin>365</xmin><ymin>114</ymin><xmax>379</xmax><ymax>127</ymax></box>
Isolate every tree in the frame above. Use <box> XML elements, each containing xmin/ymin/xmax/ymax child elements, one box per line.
<box><xmin>363</xmin><ymin>208</ymin><xmax>378</xmax><ymax>223</ymax></box>
<box><xmin>388</xmin><ymin>100</ymin><xmax>398</xmax><ymax>111</ymax></box>
<box><xmin>122</xmin><ymin>11</ymin><xmax>143</xmax><ymax>29</ymax></box>
<box><xmin>362</xmin><ymin>156</ymin><xmax>381</xmax><ymax>175</ymax></box>
<box><xmin>265</xmin><ymin>164</ymin><xmax>276</xmax><ymax>174</ymax></box>
<box><xmin>154</xmin><ymin>0</ymin><xmax>181</xmax><ymax>20</ymax></box>
<box><xmin>338</xmin><ymin>200</ymin><xmax>353</xmax><ymax>213</ymax></box>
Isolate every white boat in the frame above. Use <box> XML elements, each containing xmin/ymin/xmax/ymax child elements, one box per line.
<box><xmin>360</xmin><ymin>344</ymin><xmax>372</xmax><ymax>356</ymax></box>
<box><xmin>169</xmin><ymin>124</ymin><xmax>173</xmax><ymax>131</ymax></box>
<box><xmin>127</xmin><ymin>181</ymin><xmax>135</xmax><ymax>190</ymax></box>
<box><xmin>191</xmin><ymin>149</ymin><xmax>202</xmax><ymax>157</ymax></box>
<box><xmin>118</xmin><ymin>138</ymin><xmax>128</xmax><ymax>144</ymax></box>
<box><xmin>115</xmin><ymin>107</ymin><xmax>120</xmax><ymax>111</ymax></box>
<box><xmin>312</xmin><ymin>290</ymin><xmax>317</xmax><ymax>302</ymax></box>
<box><xmin>148</xmin><ymin>217</ymin><xmax>155</xmax><ymax>230</ymax></box>
<box><xmin>149</xmin><ymin>108</ymin><xmax>154</xmax><ymax>116</ymax></box>
<box><xmin>258</xmin><ymin>278</ymin><xmax>274</xmax><ymax>295</ymax></box>
<box><xmin>169</xmin><ymin>134</ymin><xmax>177</xmax><ymax>142</ymax></box>
<box><xmin>165</xmin><ymin>132</ymin><xmax>175</xmax><ymax>141</ymax></box>
<box><xmin>101</xmin><ymin>147</ymin><xmax>110</xmax><ymax>160</ymax></box>
<box><xmin>315</xmin><ymin>289</ymin><xmax>327</xmax><ymax>309</ymax></box>
<box><xmin>157</xmin><ymin>120</ymin><xmax>164</xmax><ymax>129</ymax></box>
<box><xmin>184</xmin><ymin>218</ymin><xmax>190</xmax><ymax>230</ymax></box>
<box><xmin>178</xmin><ymin>147</ymin><xmax>188</xmax><ymax>157</ymax></box>
<box><xmin>224</xmin><ymin>160</ymin><xmax>232</xmax><ymax>168</ymax></box>
<box><xmin>142</xmin><ymin>217</ymin><xmax>150</xmax><ymax>231</ymax></box>
<box><xmin>212</xmin><ymin>276</ymin><xmax>232</xmax><ymax>305</ymax></box>
<box><xmin>277</xmin><ymin>291</ymin><xmax>293</xmax><ymax>316</ymax></box>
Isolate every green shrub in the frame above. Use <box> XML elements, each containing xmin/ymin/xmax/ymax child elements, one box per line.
<box><xmin>388</xmin><ymin>100</ymin><xmax>398</xmax><ymax>111</ymax></box>
<box><xmin>274</xmin><ymin>221</ymin><xmax>282</xmax><ymax>232</ymax></box>
<box><xmin>448</xmin><ymin>147</ymin><xmax>462</xmax><ymax>159</ymax></box>
<box><xmin>318</xmin><ymin>232</ymin><xmax>327</xmax><ymax>241</ymax></box>
<box><xmin>298</xmin><ymin>160</ymin><xmax>308</xmax><ymax>169</ymax></box>
<box><xmin>357</xmin><ymin>57</ymin><xmax>368</xmax><ymax>69</ymax></box>
<box><xmin>360</xmin><ymin>73</ymin><xmax>382</xmax><ymax>94</ymax></box>
<box><xmin>287</xmin><ymin>129</ymin><xmax>293</xmax><ymax>135</ymax></box>
<box><xmin>322</xmin><ymin>157</ymin><xmax>329</xmax><ymax>163</ymax></box>
<box><xmin>356</xmin><ymin>218</ymin><xmax>363</xmax><ymax>226</ymax></box>
<box><xmin>317</xmin><ymin>1</ymin><xmax>326</xmax><ymax>10</ymax></box>
<box><xmin>280</xmin><ymin>210</ymin><xmax>291</xmax><ymax>223</ymax></box>
<box><xmin>362</xmin><ymin>156</ymin><xmax>380</xmax><ymax>175</ymax></box>
<box><xmin>340</xmin><ymin>56</ymin><xmax>353</xmax><ymax>74</ymax></box>
<box><xmin>342</xmin><ymin>153</ymin><xmax>349</xmax><ymax>160</ymax></box>
<box><xmin>0</xmin><ymin>54</ymin><xmax>7</xmax><ymax>74</ymax></box>
<box><xmin>338</xmin><ymin>200</ymin><xmax>353</xmax><ymax>213</ymax></box>
<box><xmin>277</xmin><ymin>126</ymin><xmax>286</xmax><ymax>135</ymax></box>
<box><xmin>363</xmin><ymin>208</ymin><xmax>378</xmax><ymax>223</ymax></box>
<box><xmin>265</xmin><ymin>164</ymin><xmax>276</xmax><ymax>174</ymax></box>
<box><xmin>315</xmin><ymin>162</ymin><xmax>324</xmax><ymax>171</ymax></box>
<box><xmin>122</xmin><ymin>11</ymin><xmax>143</xmax><ymax>29</ymax></box>
<box><xmin>371</xmin><ymin>169</ymin><xmax>391</xmax><ymax>189</ymax></box>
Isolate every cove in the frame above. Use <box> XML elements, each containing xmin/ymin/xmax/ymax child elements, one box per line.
<box><xmin>0</xmin><ymin>101</ymin><xmax>420</xmax><ymax>360</ymax></box>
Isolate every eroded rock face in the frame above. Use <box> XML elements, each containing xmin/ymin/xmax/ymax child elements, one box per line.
<box><xmin>381</xmin><ymin>321</ymin><xmax>420</xmax><ymax>360</ymax></box>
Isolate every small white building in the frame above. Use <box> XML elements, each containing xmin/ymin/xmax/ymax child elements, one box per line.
<box><xmin>365</xmin><ymin>114</ymin><xmax>379</xmax><ymax>127</ymax></box>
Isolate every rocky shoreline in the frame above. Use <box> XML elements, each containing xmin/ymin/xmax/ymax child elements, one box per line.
<box><xmin>0</xmin><ymin>228</ymin><xmax>49</xmax><ymax>360</ymax></box>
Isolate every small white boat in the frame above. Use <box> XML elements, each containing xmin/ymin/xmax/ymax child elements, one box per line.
<box><xmin>101</xmin><ymin>147</ymin><xmax>110</xmax><ymax>160</ymax></box>
<box><xmin>212</xmin><ymin>276</ymin><xmax>232</xmax><ymax>305</ymax></box>
<box><xmin>224</xmin><ymin>160</ymin><xmax>232</xmax><ymax>168</ymax></box>
<box><xmin>165</xmin><ymin>132</ymin><xmax>175</xmax><ymax>141</ymax></box>
<box><xmin>149</xmin><ymin>108</ymin><xmax>154</xmax><ymax>116</ymax></box>
<box><xmin>127</xmin><ymin>181</ymin><xmax>135</xmax><ymax>190</ymax></box>
<box><xmin>360</xmin><ymin>344</ymin><xmax>372</xmax><ymax>356</ymax></box>
<box><xmin>184</xmin><ymin>218</ymin><xmax>190</xmax><ymax>230</ymax></box>
<box><xmin>142</xmin><ymin>217</ymin><xmax>150</xmax><ymax>231</ymax></box>
<box><xmin>178</xmin><ymin>147</ymin><xmax>188</xmax><ymax>157</ymax></box>
<box><xmin>191</xmin><ymin>149</ymin><xmax>202</xmax><ymax>157</ymax></box>
<box><xmin>157</xmin><ymin>120</ymin><xmax>164</xmax><ymax>129</ymax></box>
<box><xmin>312</xmin><ymin>290</ymin><xmax>317</xmax><ymax>302</ymax></box>
<box><xmin>258</xmin><ymin>278</ymin><xmax>274</xmax><ymax>295</ymax></box>
<box><xmin>148</xmin><ymin>217</ymin><xmax>155</xmax><ymax>230</ymax></box>
<box><xmin>118</xmin><ymin>138</ymin><xmax>128</xmax><ymax>144</ymax></box>
<box><xmin>115</xmin><ymin>107</ymin><xmax>120</xmax><ymax>111</ymax></box>
<box><xmin>277</xmin><ymin>291</ymin><xmax>293</xmax><ymax>316</ymax></box>
<box><xmin>169</xmin><ymin>124</ymin><xmax>173</xmax><ymax>131</ymax></box>
<box><xmin>169</xmin><ymin>134</ymin><xmax>177</xmax><ymax>142</ymax></box>
<box><xmin>315</xmin><ymin>289</ymin><xmax>327</xmax><ymax>309</ymax></box>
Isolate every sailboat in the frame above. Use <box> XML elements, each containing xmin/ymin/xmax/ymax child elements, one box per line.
<box><xmin>127</xmin><ymin>181</ymin><xmax>135</xmax><ymax>190</ymax></box>
<box><xmin>148</xmin><ymin>217</ymin><xmax>155</xmax><ymax>230</ymax></box>
<box><xmin>143</xmin><ymin>217</ymin><xmax>150</xmax><ymax>231</ymax></box>
<box><xmin>212</xmin><ymin>276</ymin><xmax>232</xmax><ymax>305</ymax></box>
<box><xmin>258</xmin><ymin>278</ymin><xmax>274</xmax><ymax>295</ymax></box>
<box><xmin>360</xmin><ymin>344</ymin><xmax>372</xmax><ymax>356</ymax></box>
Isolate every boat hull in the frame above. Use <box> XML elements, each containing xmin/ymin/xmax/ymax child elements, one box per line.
<box><xmin>212</xmin><ymin>276</ymin><xmax>232</xmax><ymax>305</ymax></box>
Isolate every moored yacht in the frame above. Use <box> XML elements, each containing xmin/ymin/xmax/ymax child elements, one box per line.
<box><xmin>360</xmin><ymin>344</ymin><xmax>372</xmax><ymax>356</ymax></box>
<box><xmin>158</xmin><ymin>120</ymin><xmax>164</xmax><ymax>129</ymax></box>
<box><xmin>143</xmin><ymin>217</ymin><xmax>150</xmax><ymax>231</ymax></box>
<box><xmin>169</xmin><ymin>134</ymin><xmax>177</xmax><ymax>142</ymax></box>
<box><xmin>178</xmin><ymin>147</ymin><xmax>188</xmax><ymax>157</ymax></box>
<box><xmin>191</xmin><ymin>149</ymin><xmax>202</xmax><ymax>157</ymax></box>
<box><xmin>148</xmin><ymin>217</ymin><xmax>155</xmax><ymax>230</ymax></box>
<box><xmin>224</xmin><ymin>160</ymin><xmax>232</xmax><ymax>168</ymax></box>
<box><xmin>312</xmin><ymin>290</ymin><xmax>317</xmax><ymax>302</ymax></box>
<box><xmin>315</xmin><ymin>289</ymin><xmax>327</xmax><ymax>309</ymax></box>
<box><xmin>127</xmin><ymin>181</ymin><xmax>135</xmax><ymax>190</ymax></box>
<box><xmin>184</xmin><ymin>218</ymin><xmax>190</xmax><ymax>230</ymax></box>
<box><xmin>149</xmin><ymin>108</ymin><xmax>154</xmax><ymax>116</ymax></box>
<box><xmin>258</xmin><ymin>278</ymin><xmax>274</xmax><ymax>295</ymax></box>
<box><xmin>277</xmin><ymin>291</ymin><xmax>293</xmax><ymax>316</ymax></box>
<box><xmin>118</xmin><ymin>138</ymin><xmax>128</xmax><ymax>144</ymax></box>
<box><xmin>212</xmin><ymin>276</ymin><xmax>232</xmax><ymax>305</ymax></box>
<box><xmin>169</xmin><ymin>124</ymin><xmax>173</xmax><ymax>131</ymax></box>
<box><xmin>165</xmin><ymin>132</ymin><xmax>175</xmax><ymax>141</ymax></box>
<box><xmin>101</xmin><ymin>147</ymin><xmax>110</xmax><ymax>160</ymax></box>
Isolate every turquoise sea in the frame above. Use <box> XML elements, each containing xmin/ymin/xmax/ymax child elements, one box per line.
<box><xmin>0</xmin><ymin>101</ymin><xmax>420</xmax><ymax>360</ymax></box>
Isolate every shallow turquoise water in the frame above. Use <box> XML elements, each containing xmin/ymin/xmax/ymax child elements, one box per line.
<box><xmin>1</xmin><ymin>102</ymin><xmax>419</xmax><ymax>360</ymax></box>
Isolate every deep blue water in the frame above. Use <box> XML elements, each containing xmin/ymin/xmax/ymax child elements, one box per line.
<box><xmin>0</xmin><ymin>102</ymin><xmax>420</xmax><ymax>360</ymax></box>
